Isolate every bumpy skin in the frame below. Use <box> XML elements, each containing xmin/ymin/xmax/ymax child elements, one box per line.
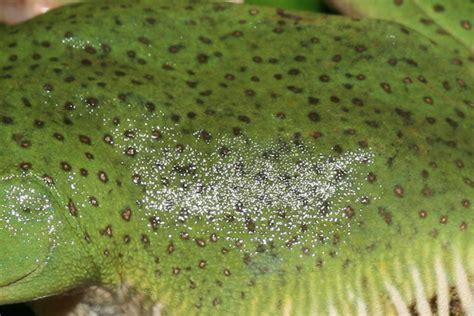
<box><xmin>0</xmin><ymin>1</ymin><xmax>473</xmax><ymax>314</ymax></box>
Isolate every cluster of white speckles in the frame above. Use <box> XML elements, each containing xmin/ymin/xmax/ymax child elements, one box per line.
<box><xmin>106</xmin><ymin>115</ymin><xmax>374</xmax><ymax>251</ymax></box>
<box><xmin>0</xmin><ymin>183</ymin><xmax>53</xmax><ymax>233</ymax></box>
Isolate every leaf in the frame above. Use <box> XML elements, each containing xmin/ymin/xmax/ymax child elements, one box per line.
<box><xmin>246</xmin><ymin>0</ymin><xmax>330</xmax><ymax>12</ymax></box>
<box><xmin>329</xmin><ymin>0</ymin><xmax>474</xmax><ymax>63</ymax></box>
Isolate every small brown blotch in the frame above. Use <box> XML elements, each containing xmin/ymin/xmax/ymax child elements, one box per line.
<box><xmin>210</xmin><ymin>233</ymin><xmax>219</xmax><ymax>242</ymax></box>
<box><xmin>195</xmin><ymin>238</ymin><xmax>206</xmax><ymax>247</ymax></box>
<box><xmin>80</xmin><ymin>168</ymin><xmax>89</xmax><ymax>177</ymax></box>
<box><xmin>20</xmin><ymin>140</ymin><xmax>31</xmax><ymax>148</ymax></box>
<box><xmin>423</xmin><ymin>96</ymin><xmax>434</xmax><ymax>105</ymax></box>
<box><xmin>223</xmin><ymin>269</ymin><xmax>231</xmax><ymax>276</ymax></box>
<box><xmin>103</xmin><ymin>249</ymin><xmax>110</xmax><ymax>257</ymax></box>
<box><xmin>98</xmin><ymin>171</ymin><xmax>108</xmax><ymax>183</ymax></box>
<box><xmin>85</xmin><ymin>97</ymin><xmax>98</xmax><ymax>108</ymax></box>
<box><xmin>421</xmin><ymin>169</ymin><xmax>429</xmax><ymax>178</ymax></box>
<box><xmin>125</xmin><ymin>147</ymin><xmax>137</xmax><ymax>157</ymax></box>
<box><xmin>121</xmin><ymin>207</ymin><xmax>132</xmax><ymax>221</ymax></box>
<box><xmin>421</xmin><ymin>186</ymin><xmax>433</xmax><ymax>197</ymax></box>
<box><xmin>141</xmin><ymin>234</ymin><xmax>150</xmax><ymax>246</ymax></box>
<box><xmin>367</xmin><ymin>172</ymin><xmax>377</xmax><ymax>183</ymax></box>
<box><xmin>53</xmin><ymin>133</ymin><xmax>64</xmax><ymax>141</ymax></box>
<box><xmin>151</xmin><ymin>129</ymin><xmax>162</xmax><ymax>140</ymax></box>
<box><xmin>19</xmin><ymin>162</ymin><xmax>32</xmax><ymax>171</ymax></box>
<box><xmin>249</xmin><ymin>8</ymin><xmax>259</xmax><ymax>16</ymax></box>
<box><xmin>359</xmin><ymin>196</ymin><xmax>370</xmax><ymax>205</ymax></box>
<box><xmin>89</xmin><ymin>196</ymin><xmax>99</xmax><ymax>207</ymax></box>
<box><xmin>84</xmin><ymin>232</ymin><xmax>92</xmax><ymax>243</ymax></box>
<box><xmin>218</xmin><ymin>146</ymin><xmax>230</xmax><ymax>158</ymax></box>
<box><xmin>167</xmin><ymin>243</ymin><xmax>175</xmax><ymax>254</ymax></box>
<box><xmin>319</xmin><ymin>74</ymin><xmax>330</xmax><ymax>82</ymax></box>
<box><xmin>462</xmin><ymin>199</ymin><xmax>470</xmax><ymax>208</ymax></box>
<box><xmin>132</xmin><ymin>174</ymin><xmax>141</xmax><ymax>185</ymax></box>
<box><xmin>461</xmin><ymin>20</ymin><xmax>471</xmax><ymax>30</ymax></box>
<box><xmin>100</xmin><ymin>225</ymin><xmax>113</xmax><ymax>237</ymax></box>
<box><xmin>275</xmin><ymin>112</ymin><xmax>286</xmax><ymax>119</ymax></box>
<box><xmin>79</xmin><ymin>135</ymin><xmax>91</xmax><ymax>145</ymax></box>
<box><xmin>394</xmin><ymin>185</ymin><xmax>404</xmax><ymax>197</ymax></box>
<box><xmin>43</xmin><ymin>175</ymin><xmax>54</xmax><ymax>186</ymax></box>
<box><xmin>103</xmin><ymin>134</ymin><xmax>114</xmax><ymax>145</ymax></box>
<box><xmin>440</xmin><ymin>215</ymin><xmax>448</xmax><ymax>224</ymax></box>
<box><xmin>460</xmin><ymin>222</ymin><xmax>468</xmax><ymax>231</ymax></box>
<box><xmin>180</xmin><ymin>232</ymin><xmax>190</xmax><ymax>240</ymax></box>
<box><xmin>68</xmin><ymin>199</ymin><xmax>78</xmax><ymax>216</ymax></box>
<box><xmin>455</xmin><ymin>159</ymin><xmax>464</xmax><ymax>168</ymax></box>
<box><xmin>149</xmin><ymin>216</ymin><xmax>161</xmax><ymax>231</ymax></box>
<box><xmin>198</xmin><ymin>260</ymin><xmax>207</xmax><ymax>269</ymax></box>
<box><xmin>60</xmin><ymin>162</ymin><xmax>72</xmax><ymax>172</ymax></box>
<box><xmin>419</xmin><ymin>210</ymin><xmax>427</xmax><ymax>219</ymax></box>
<box><xmin>330</xmin><ymin>95</ymin><xmax>340</xmax><ymax>103</ymax></box>
<box><xmin>380</xmin><ymin>82</ymin><xmax>391</xmax><ymax>93</ymax></box>
<box><xmin>172</xmin><ymin>267</ymin><xmax>180</xmax><ymax>275</ymax></box>
<box><xmin>310</xmin><ymin>131</ymin><xmax>323</xmax><ymax>139</ymax></box>
<box><xmin>345</xmin><ymin>206</ymin><xmax>355</xmax><ymax>219</ymax></box>
<box><xmin>123</xmin><ymin>235</ymin><xmax>131</xmax><ymax>244</ymax></box>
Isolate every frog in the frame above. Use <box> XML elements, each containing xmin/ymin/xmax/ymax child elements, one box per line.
<box><xmin>0</xmin><ymin>0</ymin><xmax>473</xmax><ymax>315</ymax></box>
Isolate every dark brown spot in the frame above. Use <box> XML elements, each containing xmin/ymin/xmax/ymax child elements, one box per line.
<box><xmin>319</xmin><ymin>74</ymin><xmax>330</xmax><ymax>82</ymax></box>
<box><xmin>141</xmin><ymin>235</ymin><xmax>150</xmax><ymax>246</ymax></box>
<box><xmin>89</xmin><ymin>196</ymin><xmax>99</xmax><ymax>207</ymax></box>
<box><xmin>440</xmin><ymin>215</ymin><xmax>448</xmax><ymax>224</ymax></box>
<box><xmin>85</xmin><ymin>97</ymin><xmax>98</xmax><ymax>107</ymax></box>
<box><xmin>461</xmin><ymin>20</ymin><xmax>471</xmax><ymax>30</ymax></box>
<box><xmin>60</xmin><ymin>162</ymin><xmax>72</xmax><ymax>172</ymax></box>
<box><xmin>308</xmin><ymin>111</ymin><xmax>320</xmax><ymax>122</ymax></box>
<box><xmin>103</xmin><ymin>134</ymin><xmax>114</xmax><ymax>145</ymax></box>
<box><xmin>367</xmin><ymin>172</ymin><xmax>377</xmax><ymax>183</ymax></box>
<box><xmin>380</xmin><ymin>82</ymin><xmax>391</xmax><ymax>93</ymax></box>
<box><xmin>68</xmin><ymin>199</ymin><xmax>78</xmax><ymax>216</ymax></box>
<box><xmin>121</xmin><ymin>207</ymin><xmax>132</xmax><ymax>221</ymax></box>
<box><xmin>423</xmin><ymin>96</ymin><xmax>434</xmax><ymax>105</ymax></box>
<box><xmin>19</xmin><ymin>162</ymin><xmax>32</xmax><ymax>171</ymax></box>
<box><xmin>394</xmin><ymin>185</ymin><xmax>404</xmax><ymax>197</ymax></box>
<box><xmin>195</xmin><ymin>239</ymin><xmax>206</xmax><ymax>247</ymax></box>
<box><xmin>98</xmin><ymin>171</ymin><xmax>108</xmax><ymax>183</ymax></box>
<box><xmin>100</xmin><ymin>225</ymin><xmax>113</xmax><ymax>237</ymax></box>
<box><xmin>462</xmin><ymin>199</ymin><xmax>470</xmax><ymax>208</ymax></box>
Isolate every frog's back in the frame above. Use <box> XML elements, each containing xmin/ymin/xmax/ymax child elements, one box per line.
<box><xmin>0</xmin><ymin>1</ymin><xmax>473</xmax><ymax>315</ymax></box>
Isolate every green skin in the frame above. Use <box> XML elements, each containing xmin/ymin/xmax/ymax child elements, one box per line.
<box><xmin>0</xmin><ymin>0</ymin><xmax>473</xmax><ymax>314</ymax></box>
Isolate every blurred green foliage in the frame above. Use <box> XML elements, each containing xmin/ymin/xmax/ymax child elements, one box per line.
<box><xmin>244</xmin><ymin>0</ymin><xmax>331</xmax><ymax>12</ymax></box>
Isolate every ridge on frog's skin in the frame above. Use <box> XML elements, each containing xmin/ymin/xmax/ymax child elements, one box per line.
<box><xmin>0</xmin><ymin>0</ymin><xmax>473</xmax><ymax>315</ymax></box>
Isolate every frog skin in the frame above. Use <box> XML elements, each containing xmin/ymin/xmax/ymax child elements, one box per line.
<box><xmin>0</xmin><ymin>0</ymin><xmax>473</xmax><ymax>315</ymax></box>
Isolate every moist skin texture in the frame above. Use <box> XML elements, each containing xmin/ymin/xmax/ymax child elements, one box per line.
<box><xmin>0</xmin><ymin>1</ymin><xmax>473</xmax><ymax>315</ymax></box>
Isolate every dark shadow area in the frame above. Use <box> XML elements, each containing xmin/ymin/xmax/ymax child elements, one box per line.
<box><xmin>0</xmin><ymin>303</ymin><xmax>36</xmax><ymax>316</ymax></box>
